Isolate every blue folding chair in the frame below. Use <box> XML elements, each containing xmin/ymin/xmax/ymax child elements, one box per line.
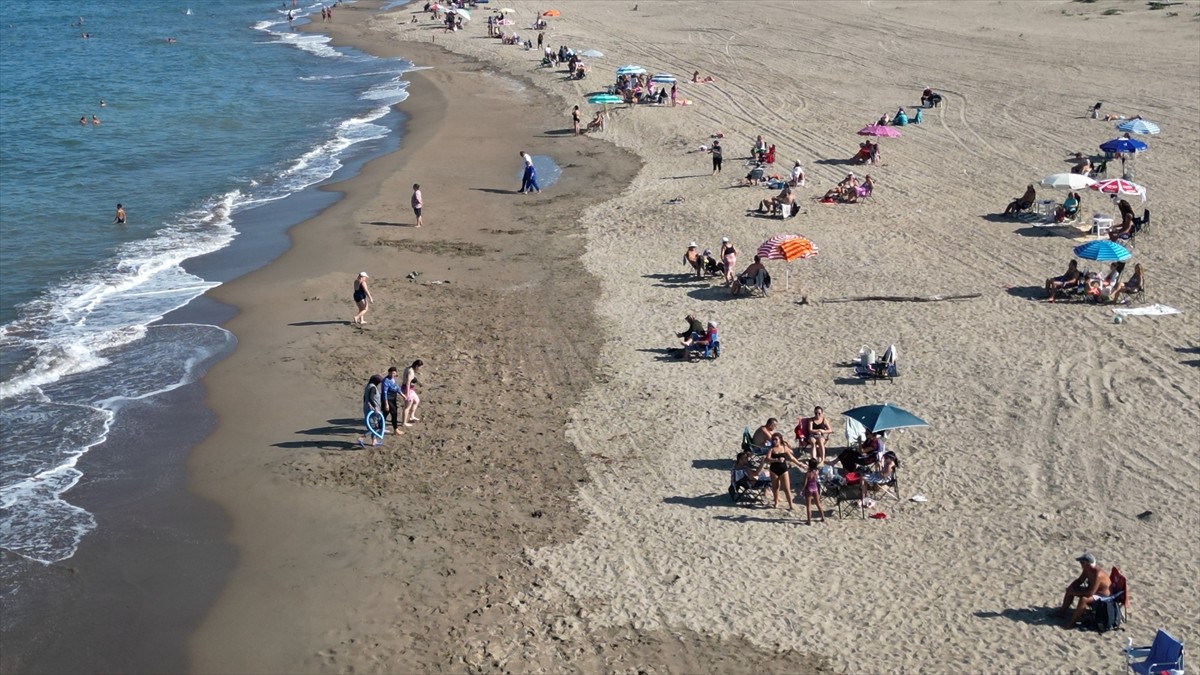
<box><xmin>1125</xmin><ymin>629</ymin><xmax>1184</xmax><ymax>675</ymax></box>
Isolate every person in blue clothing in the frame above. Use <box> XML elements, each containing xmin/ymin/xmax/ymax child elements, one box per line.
<box><xmin>381</xmin><ymin>367</ymin><xmax>403</xmax><ymax>435</ymax></box>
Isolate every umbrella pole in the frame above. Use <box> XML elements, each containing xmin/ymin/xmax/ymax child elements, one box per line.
<box><xmin>786</xmin><ymin>264</ymin><xmax>791</xmax><ymax>291</ymax></box>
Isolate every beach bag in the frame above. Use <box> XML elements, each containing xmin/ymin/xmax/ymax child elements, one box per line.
<box><xmin>859</xmin><ymin>345</ymin><xmax>876</xmax><ymax>370</ymax></box>
<box><xmin>1089</xmin><ymin>599</ymin><xmax>1122</xmax><ymax>633</ymax></box>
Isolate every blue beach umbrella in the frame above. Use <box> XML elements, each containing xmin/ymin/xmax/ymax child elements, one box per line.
<box><xmin>1073</xmin><ymin>240</ymin><xmax>1132</xmax><ymax>262</ymax></box>
<box><xmin>1099</xmin><ymin>137</ymin><xmax>1148</xmax><ymax>154</ymax></box>
<box><xmin>842</xmin><ymin>403</ymin><xmax>929</xmax><ymax>433</ymax></box>
<box><xmin>1115</xmin><ymin>119</ymin><xmax>1160</xmax><ymax>135</ymax></box>
<box><xmin>650</xmin><ymin>73</ymin><xmax>676</xmax><ymax>84</ymax></box>
<box><xmin>615</xmin><ymin>64</ymin><xmax>646</xmax><ymax>76</ymax></box>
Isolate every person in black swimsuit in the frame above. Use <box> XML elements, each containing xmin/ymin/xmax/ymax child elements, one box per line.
<box><xmin>352</xmin><ymin>271</ymin><xmax>373</xmax><ymax>325</ymax></box>
<box><xmin>765</xmin><ymin>433</ymin><xmax>803</xmax><ymax>510</ymax></box>
<box><xmin>808</xmin><ymin>406</ymin><xmax>832</xmax><ymax>463</ymax></box>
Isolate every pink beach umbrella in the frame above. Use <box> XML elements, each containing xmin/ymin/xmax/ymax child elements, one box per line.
<box><xmin>858</xmin><ymin>125</ymin><xmax>900</xmax><ymax>137</ymax></box>
<box><xmin>1089</xmin><ymin>178</ymin><xmax>1147</xmax><ymax>202</ymax></box>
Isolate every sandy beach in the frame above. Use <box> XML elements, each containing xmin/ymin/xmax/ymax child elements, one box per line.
<box><xmin>186</xmin><ymin>1</ymin><xmax>1198</xmax><ymax>673</ymax></box>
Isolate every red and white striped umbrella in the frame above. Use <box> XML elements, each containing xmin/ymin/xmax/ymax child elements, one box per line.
<box><xmin>756</xmin><ymin>234</ymin><xmax>818</xmax><ymax>290</ymax></box>
<box><xmin>757</xmin><ymin>234</ymin><xmax>818</xmax><ymax>261</ymax></box>
<box><xmin>1089</xmin><ymin>178</ymin><xmax>1146</xmax><ymax>201</ymax></box>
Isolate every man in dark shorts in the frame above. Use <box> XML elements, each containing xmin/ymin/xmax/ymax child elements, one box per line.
<box><xmin>711</xmin><ymin>140</ymin><xmax>722</xmax><ymax>175</ymax></box>
<box><xmin>381</xmin><ymin>367</ymin><xmax>402</xmax><ymax>434</ymax></box>
<box><xmin>411</xmin><ymin>184</ymin><xmax>423</xmax><ymax>227</ymax></box>
<box><xmin>1058</xmin><ymin>553</ymin><xmax>1111</xmax><ymax>628</ymax></box>
<box><xmin>113</xmin><ymin>203</ymin><xmax>126</xmax><ymax>225</ymax></box>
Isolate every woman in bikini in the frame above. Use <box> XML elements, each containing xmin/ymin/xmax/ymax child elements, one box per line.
<box><xmin>801</xmin><ymin>459</ymin><xmax>825</xmax><ymax>525</ymax></box>
<box><xmin>808</xmin><ymin>406</ymin><xmax>832</xmax><ymax>464</ymax></box>
<box><xmin>765</xmin><ymin>433</ymin><xmax>804</xmax><ymax>510</ymax></box>
<box><xmin>719</xmin><ymin>238</ymin><xmax>736</xmax><ymax>285</ymax></box>
<box><xmin>352</xmin><ymin>272</ymin><xmax>373</xmax><ymax>325</ymax></box>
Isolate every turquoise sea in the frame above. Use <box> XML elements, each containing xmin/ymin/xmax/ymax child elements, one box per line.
<box><xmin>0</xmin><ymin>1</ymin><xmax>414</xmax><ymax>571</ymax></box>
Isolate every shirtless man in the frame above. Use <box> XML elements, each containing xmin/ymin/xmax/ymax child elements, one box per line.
<box><xmin>751</xmin><ymin>418</ymin><xmax>778</xmax><ymax>449</ymax></box>
<box><xmin>759</xmin><ymin>185</ymin><xmax>794</xmax><ymax>215</ymax></box>
<box><xmin>1059</xmin><ymin>553</ymin><xmax>1111</xmax><ymax>628</ymax></box>
<box><xmin>730</xmin><ymin>255</ymin><xmax>766</xmax><ymax>295</ymax></box>
<box><xmin>113</xmin><ymin>203</ymin><xmax>126</xmax><ymax>225</ymax></box>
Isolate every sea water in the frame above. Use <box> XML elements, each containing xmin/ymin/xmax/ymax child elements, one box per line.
<box><xmin>0</xmin><ymin>1</ymin><xmax>413</xmax><ymax>569</ymax></box>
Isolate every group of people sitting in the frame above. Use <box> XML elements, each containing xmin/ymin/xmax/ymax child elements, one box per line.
<box><xmin>750</xmin><ymin>135</ymin><xmax>776</xmax><ymax>164</ymax></box>
<box><xmin>876</xmin><ymin>106</ymin><xmax>920</xmax><ymax>127</ymax></box>
<box><xmin>852</xmin><ymin>140</ymin><xmax>881</xmax><ymax>165</ymax></box>
<box><xmin>1045</xmin><ymin>259</ymin><xmax>1144</xmax><ymax>303</ymax></box>
<box><xmin>683</xmin><ymin>237</ymin><xmax>738</xmax><ymax>282</ymax></box>
<box><xmin>736</xmin><ymin>415</ymin><xmax>899</xmax><ymax>523</ymax></box>
<box><xmin>820</xmin><ymin>172</ymin><xmax>873</xmax><ymax>203</ymax></box>
<box><xmin>674</xmin><ymin>313</ymin><xmax>718</xmax><ymax>356</ymax></box>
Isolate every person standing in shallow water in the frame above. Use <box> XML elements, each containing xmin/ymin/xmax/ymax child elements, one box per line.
<box><xmin>113</xmin><ymin>203</ymin><xmax>126</xmax><ymax>225</ymax></box>
<box><xmin>352</xmin><ymin>271</ymin><xmax>373</xmax><ymax>325</ymax></box>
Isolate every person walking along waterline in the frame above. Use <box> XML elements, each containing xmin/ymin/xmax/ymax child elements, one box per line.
<box><xmin>411</xmin><ymin>183</ymin><xmax>423</xmax><ymax>227</ymax></box>
<box><xmin>381</xmin><ymin>366</ymin><xmax>403</xmax><ymax>435</ymax></box>
<box><xmin>356</xmin><ymin>374</ymin><xmax>384</xmax><ymax>448</ymax></box>
<box><xmin>352</xmin><ymin>272</ymin><xmax>373</xmax><ymax>325</ymax></box>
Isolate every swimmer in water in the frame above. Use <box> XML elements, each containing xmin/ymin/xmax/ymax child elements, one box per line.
<box><xmin>99</xmin><ymin>99</ymin><xmax>106</xmax><ymax>107</ymax></box>
<box><xmin>114</xmin><ymin>203</ymin><xmax>126</xmax><ymax>225</ymax></box>
<box><xmin>91</xmin><ymin>115</ymin><xmax>100</xmax><ymax>125</ymax></box>
<box><xmin>80</xmin><ymin>116</ymin><xmax>88</xmax><ymax>125</ymax></box>
<box><xmin>165</xmin><ymin>37</ymin><xmax>176</xmax><ymax>43</ymax></box>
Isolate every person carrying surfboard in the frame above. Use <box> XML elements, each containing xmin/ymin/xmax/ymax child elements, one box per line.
<box><xmin>356</xmin><ymin>374</ymin><xmax>385</xmax><ymax>447</ymax></box>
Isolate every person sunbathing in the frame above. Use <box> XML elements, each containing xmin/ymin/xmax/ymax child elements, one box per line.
<box><xmin>731</xmin><ymin>256</ymin><xmax>767</xmax><ymax>296</ymax></box>
<box><xmin>742</xmin><ymin>163</ymin><xmax>767</xmax><ymax>186</ymax></box>
<box><xmin>683</xmin><ymin>242</ymin><xmax>704</xmax><ymax>277</ymax></box>
<box><xmin>876</xmin><ymin>113</ymin><xmax>891</xmax><ymax>126</ymax></box>
<box><xmin>1087</xmin><ymin>263</ymin><xmax>1123</xmax><ymax>300</ymax></box>
<box><xmin>1108</xmin><ymin>212</ymin><xmax>1135</xmax><ymax>241</ymax></box>
<box><xmin>681</xmin><ymin>321</ymin><xmax>717</xmax><ymax>350</ymax></box>
<box><xmin>852</xmin><ymin>142</ymin><xmax>872</xmax><ymax>164</ymax></box>
<box><xmin>751</xmin><ymin>418</ymin><xmax>778</xmax><ymax>449</ymax></box>
<box><xmin>821</xmin><ymin>173</ymin><xmax>859</xmax><ymax>202</ymax></box>
<box><xmin>586</xmin><ymin>112</ymin><xmax>604</xmax><ymax>132</ymax></box>
<box><xmin>691</xmin><ymin>70</ymin><xmax>715</xmax><ymax>83</ymax></box>
<box><xmin>1071</xmin><ymin>158</ymin><xmax>1092</xmax><ymax>175</ymax></box>
<box><xmin>789</xmin><ymin>161</ymin><xmax>805</xmax><ymax>187</ymax></box>
<box><xmin>1109</xmin><ymin>263</ymin><xmax>1143</xmax><ymax>304</ymax></box>
<box><xmin>806</xmin><ymin>406</ymin><xmax>832</xmax><ymax>463</ymax></box>
<box><xmin>1045</xmin><ymin>259</ymin><xmax>1081</xmax><ymax>302</ymax></box>
<box><xmin>1004</xmin><ymin>184</ymin><xmax>1037</xmax><ymax>216</ymax></box>
<box><xmin>759</xmin><ymin>186</ymin><xmax>794</xmax><ymax>214</ymax></box>
<box><xmin>1057</xmin><ymin>553</ymin><xmax>1111</xmax><ymax>629</ymax></box>
<box><xmin>1054</xmin><ymin>192</ymin><xmax>1081</xmax><ymax>223</ymax></box>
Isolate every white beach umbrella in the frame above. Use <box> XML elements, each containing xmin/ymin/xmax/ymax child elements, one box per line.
<box><xmin>448</xmin><ymin>7</ymin><xmax>470</xmax><ymax>20</ymax></box>
<box><xmin>579</xmin><ymin>49</ymin><xmax>604</xmax><ymax>58</ymax></box>
<box><xmin>1040</xmin><ymin>173</ymin><xmax>1096</xmax><ymax>191</ymax></box>
<box><xmin>497</xmin><ymin>7</ymin><xmax>516</xmax><ymax>13</ymax></box>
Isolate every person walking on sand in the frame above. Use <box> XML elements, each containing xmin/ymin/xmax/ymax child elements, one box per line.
<box><xmin>401</xmin><ymin>359</ymin><xmax>423</xmax><ymax>427</ymax></box>
<box><xmin>519</xmin><ymin>150</ymin><xmax>535</xmax><ymax>193</ymax></box>
<box><xmin>352</xmin><ymin>271</ymin><xmax>373</xmax><ymax>325</ymax></box>
<box><xmin>572</xmin><ymin>105</ymin><xmax>581</xmax><ymax>136</ymax></box>
<box><xmin>411</xmin><ymin>183</ymin><xmax>423</xmax><ymax>227</ymax></box>
<box><xmin>356</xmin><ymin>374</ymin><xmax>384</xmax><ymax>448</ymax></box>
<box><xmin>381</xmin><ymin>366</ymin><xmax>403</xmax><ymax>435</ymax></box>
<box><xmin>711</xmin><ymin>139</ymin><xmax>722</xmax><ymax>175</ymax></box>
<box><xmin>113</xmin><ymin>203</ymin><xmax>126</xmax><ymax>225</ymax></box>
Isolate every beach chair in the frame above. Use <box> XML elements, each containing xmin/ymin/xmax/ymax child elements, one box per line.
<box><xmin>863</xmin><ymin>451</ymin><xmax>901</xmax><ymax>502</ymax></box>
<box><xmin>1124</xmin><ymin>629</ymin><xmax>1184</xmax><ymax>675</ymax></box>
<box><xmin>1121</xmin><ymin>209</ymin><xmax>1150</xmax><ymax>247</ymax></box>
<box><xmin>1088</xmin><ymin>159</ymin><xmax>1108</xmax><ymax>179</ymax></box>
<box><xmin>735</xmin><ymin>268</ymin><xmax>770</xmax><ymax>297</ymax></box>
<box><xmin>776</xmin><ymin>202</ymin><xmax>797</xmax><ymax>219</ymax></box>
<box><xmin>741</xmin><ymin>427</ymin><xmax>769</xmax><ymax>456</ymax></box>
<box><xmin>853</xmin><ymin>183</ymin><xmax>874</xmax><ymax>204</ymax></box>
<box><xmin>684</xmin><ymin>333</ymin><xmax>720</xmax><ymax>360</ymax></box>
<box><xmin>855</xmin><ymin>344</ymin><xmax>898</xmax><ymax>382</ymax></box>
<box><xmin>729</xmin><ymin>462</ymin><xmax>770</xmax><ymax>506</ymax></box>
<box><xmin>792</xmin><ymin>417</ymin><xmax>815</xmax><ymax>459</ymax></box>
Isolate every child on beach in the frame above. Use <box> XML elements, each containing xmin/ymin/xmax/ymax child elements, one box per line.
<box><xmin>801</xmin><ymin>460</ymin><xmax>824</xmax><ymax>525</ymax></box>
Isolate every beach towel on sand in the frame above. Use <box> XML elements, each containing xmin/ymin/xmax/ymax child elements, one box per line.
<box><xmin>1111</xmin><ymin>304</ymin><xmax>1181</xmax><ymax>317</ymax></box>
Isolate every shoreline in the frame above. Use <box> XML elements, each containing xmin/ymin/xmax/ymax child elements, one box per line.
<box><xmin>185</xmin><ymin>4</ymin><xmax>827</xmax><ymax>672</ymax></box>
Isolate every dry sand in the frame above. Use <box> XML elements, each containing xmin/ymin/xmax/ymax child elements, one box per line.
<box><xmin>189</xmin><ymin>1</ymin><xmax>1199</xmax><ymax>673</ymax></box>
